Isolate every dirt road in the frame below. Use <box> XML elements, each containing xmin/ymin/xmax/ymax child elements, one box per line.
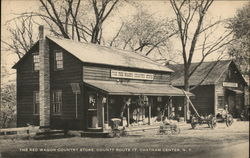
<box><xmin>0</xmin><ymin>121</ymin><xmax>249</xmax><ymax>158</ymax></box>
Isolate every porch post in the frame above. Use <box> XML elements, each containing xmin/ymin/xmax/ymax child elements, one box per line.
<box><xmin>75</xmin><ymin>93</ymin><xmax>78</xmax><ymax>118</ymax></box>
<box><xmin>184</xmin><ymin>99</ymin><xmax>187</xmax><ymax>122</ymax></box>
<box><xmin>169</xmin><ymin>97</ymin><xmax>172</xmax><ymax>118</ymax></box>
<box><xmin>168</xmin><ymin>101</ymin><xmax>170</xmax><ymax>118</ymax></box>
<box><xmin>148</xmin><ymin>105</ymin><xmax>151</xmax><ymax>125</ymax></box>
<box><xmin>102</xmin><ymin>104</ymin><xmax>105</xmax><ymax>128</ymax></box>
<box><xmin>106</xmin><ymin>95</ymin><xmax>109</xmax><ymax>126</ymax></box>
<box><xmin>127</xmin><ymin>106</ymin><xmax>130</xmax><ymax>127</ymax></box>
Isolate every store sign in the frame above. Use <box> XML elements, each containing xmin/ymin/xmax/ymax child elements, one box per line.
<box><xmin>223</xmin><ymin>82</ymin><xmax>238</xmax><ymax>88</ymax></box>
<box><xmin>111</xmin><ymin>70</ymin><xmax>154</xmax><ymax>80</ymax></box>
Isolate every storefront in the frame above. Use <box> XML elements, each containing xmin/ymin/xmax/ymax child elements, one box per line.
<box><xmin>13</xmin><ymin>28</ymin><xmax>192</xmax><ymax>131</ymax></box>
<box><xmin>83</xmin><ymin>80</ymin><xmax>191</xmax><ymax>130</ymax></box>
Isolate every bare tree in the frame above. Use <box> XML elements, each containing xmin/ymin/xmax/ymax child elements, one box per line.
<box><xmin>91</xmin><ymin>0</ymin><xmax>119</xmax><ymax>44</ymax></box>
<box><xmin>170</xmin><ymin>0</ymin><xmax>233</xmax><ymax>91</ymax></box>
<box><xmin>109</xmin><ymin>9</ymin><xmax>177</xmax><ymax>61</ymax></box>
<box><xmin>169</xmin><ymin>0</ymin><xmax>234</xmax><ymax>120</ymax></box>
<box><xmin>2</xmin><ymin>0</ymin><xmax>121</xmax><ymax>61</ymax></box>
<box><xmin>37</xmin><ymin>0</ymin><xmax>120</xmax><ymax>44</ymax></box>
<box><xmin>2</xmin><ymin>16</ymin><xmax>36</xmax><ymax>59</ymax></box>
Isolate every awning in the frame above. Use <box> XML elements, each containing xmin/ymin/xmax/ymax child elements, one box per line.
<box><xmin>83</xmin><ymin>80</ymin><xmax>193</xmax><ymax>96</ymax></box>
<box><xmin>226</xmin><ymin>88</ymin><xmax>243</xmax><ymax>94</ymax></box>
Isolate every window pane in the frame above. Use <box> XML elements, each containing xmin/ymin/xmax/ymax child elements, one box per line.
<box><xmin>55</xmin><ymin>51</ymin><xmax>63</xmax><ymax>70</ymax></box>
<box><xmin>54</xmin><ymin>103</ymin><xmax>57</xmax><ymax>113</ymax></box>
<box><xmin>58</xmin><ymin>103</ymin><xmax>61</xmax><ymax>113</ymax></box>
<box><xmin>56</xmin><ymin>52</ymin><xmax>63</xmax><ymax>60</ymax></box>
<box><xmin>33</xmin><ymin>55</ymin><xmax>40</xmax><ymax>71</ymax></box>
<box><xmin>53</xmin><ymin>91</ymin><xmax>62</xmax><ymax>114</ymax></box>
<box><xmin>55</xmin><ymin>91</ymin><xmax>62</xmax><ymax>102</ymax></box>
<box><xmin>33</xmin><ymin>55</ymin><xmax>39</xmax><ymax>62</ymax></box>
<box><xmin>34</xmin><ymin>92</ymin><xmax>39</xmax><ymax>114</ymax></box>
<box><xmin>58</xmin><ymin>91</ymin><xmax>62</xmax><ymax>102</ymax></box>
<box><xmin>35</xmin><ymin>92</ymin><xmax>39</xmax><ymax>103</ymax></box>
<box><xmin>56</xmin><ymin>61</ymin><xmax>63</xmax><ymax>69</ymax></box>
<box><xmin>34</xmin><ymin>63</ymin><xmax>39</xmax><ymax>71</ymax></box>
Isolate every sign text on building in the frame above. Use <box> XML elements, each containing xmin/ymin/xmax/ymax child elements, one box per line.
<box><xmin>223</xmin><ymin>82</ymin><xmax>238</xmax><ymax>88</ymax></box>
<box><xmin>111</xmin><ymin>70</ymin><xmax>154</xmax><ymax>80</ymax></box>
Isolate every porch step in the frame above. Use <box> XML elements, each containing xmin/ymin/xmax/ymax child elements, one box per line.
<box><xmin>36</xmin><ymin>129</ymin><xmax>65</xmax><ymax>135</ymax></box>
<box><xmin>81</xmin><ymin>131</ymin><xmax>109</xmax><ymax>138</ymax></box>
<box><xmin>85</xmin><ymin>128</ymin><xmax>103</xmax><ymax>132</ymax></box>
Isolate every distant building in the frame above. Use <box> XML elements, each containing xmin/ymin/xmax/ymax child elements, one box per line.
<box><xmin>12</xmin><ymin>26</ymin><xmax>191</xmax><ymax>132</ymax></box>
<box><xmin>169</xmin><ymin>60</ymin><xmax>249</xmax><ymax>118</ymax></box>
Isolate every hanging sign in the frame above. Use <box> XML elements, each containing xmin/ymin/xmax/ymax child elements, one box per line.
<box><xmin>70</xmin><ymin>83</ymin><xmax>81</xmax><ymax>94</ymax></box>
<box><xmin>223</xmin><ymin>82</ymin><xmax>238</xmax><ymax>88</ymax></box>
<box><xmin>111</xmin><ymin>70</ymin><xmax>154</xmax><ymax>80</ymax></box>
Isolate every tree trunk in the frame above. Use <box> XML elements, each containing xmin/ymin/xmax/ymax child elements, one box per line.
<box><xmin>184</xmin><ymin>66</ymin><xmax>190</xmax><ymax>122</ymax></box>
<box><xmin>91</xmin><ymin>23</ymin><xmax>101</xmax><ymax>44</ymax></box>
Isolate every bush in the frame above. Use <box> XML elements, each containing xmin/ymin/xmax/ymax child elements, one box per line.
<box><xmin>0</xmin><ymin>83</ymin><xmax>16</xmax><ymax>128</ymax></box>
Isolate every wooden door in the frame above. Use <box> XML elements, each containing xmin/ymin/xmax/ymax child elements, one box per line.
<box><xmin>87</xmin><ymin>92</ymin><xmax>99</xmax><ymax>128</ymax></box>
<box><xmin>228</xmin><ymin>95</ymin><xmax>235</xmax><ymax>116</ymax></box>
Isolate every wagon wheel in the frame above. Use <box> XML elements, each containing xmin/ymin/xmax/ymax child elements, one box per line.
<box><xmin>191</xmin><ymin>123</ymin><xmax>196</xmax><ymax>129</ymax></box>
<box><xmin>108</xmin><ymin>131</ymin><xmax>115</xmax><ymax>138</ymax></box>
<box><xmin>158</xmin><ymin>126</ymin><xmax>164</xmax><ymax>135</ymax></box>
<box><xmin>191</xmin><ymin>118</ymin><xmax>197</xmax><ymax>129</ymax></box>
<box><xmin>116</xmin><ymin>131</ymin><xmax>121</xmax><ymax>138</ymax></box>
<box><xmin>207</xmin><ymin>122</ymin><xmax>211</xmax><ymax>128</ymax></box>
<box><xmin>226</xmin><ymin>114</ymin><xmax>233</xmax><ymax>127</ymax></box>
<box><xmin>109</xmin><ymin>129</ymin><xmax>120</xmax><ymax>138</ymax></box>
<box><xmin>158</xmin><ymin>129</ymin><xmax>163</xmax><ymax>135</ymax></box>
<box><xmin>120</xmin><ymin>127</ymin><xmax>128</xmax><ymax>136</ymax></box>
<box><xmin>166</xmin><ymin>129</ymin><xmax>172</xmax><ymax>135</ymax></box>
<box><xmin>210</xmin><ymin>117</ymin><xmax>217</xmax><ymax>129</ymax></box>
<box><xmin>171</xmin><ymin>127</ymin><xmax>180</xmax><ymax>135</ymax></box>
<box><xmin>120</xmin><ymin>130</ymin><xmax>128</xmax><ymax>136</ymax></box>
<box><xmin>176</xmin><ymin>127</ymin><xmax>180</xmax><ymax>134</ymax></box>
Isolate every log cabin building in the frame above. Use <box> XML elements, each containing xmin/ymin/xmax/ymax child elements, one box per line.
<box><xmin>13</xmin><ymin>26</ymin><xmax>191</xmax><ymax>132</ymax></box>
<box><xmin>169</xmin><ymin>60</ymin><xmax>249</xmax><ymax>119</ymax></box>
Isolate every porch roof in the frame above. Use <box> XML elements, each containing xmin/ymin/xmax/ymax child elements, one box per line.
<box><xmin>226</xmin><ymin>88</ymin><xmax>244</xmax><ymax>94</ymax></box>
<box><xmin>83</xmin><ymin>80</ymin><xmax>193</xmax><ymax>96</ymax></box>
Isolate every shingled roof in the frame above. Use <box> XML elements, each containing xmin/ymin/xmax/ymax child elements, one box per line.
<box><xmin>13</xmin><ymin>36</ymin><xmax>173</xmax><ymax>72</ymax></box>
<box><xmin>47</xmin><ymin>36</ymin><xmax>174</xmax><ymax>72</ymax></box>
<box><xmin>168</xmin><ymin>60</ymin><xmax>234</xmax><ymax>86</ymax></box>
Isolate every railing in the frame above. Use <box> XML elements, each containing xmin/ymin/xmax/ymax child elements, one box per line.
<box><xmin>0</xmin><ymin>126</ymin><xmax>39</xmax><ymax>135</ymax></box>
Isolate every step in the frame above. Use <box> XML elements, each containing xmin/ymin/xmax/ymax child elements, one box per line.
<box><xmin>81</xmin><ymin>131</ymin><xmax>109</xmax><ymax>138</ymax></box>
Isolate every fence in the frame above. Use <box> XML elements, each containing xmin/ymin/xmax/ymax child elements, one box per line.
<box><xmin>0</xmin><ymin>126</ymin><xmax>39</xmax><ymax>135</ymax></box>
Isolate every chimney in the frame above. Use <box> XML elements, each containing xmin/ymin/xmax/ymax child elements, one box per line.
<box><xmin>39</xmin><ymin>25</ymin><xmax>50</xmax><ymax>127</ymax></box>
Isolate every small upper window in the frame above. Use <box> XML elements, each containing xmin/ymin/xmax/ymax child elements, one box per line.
<box><xmin>33</xmin><ymin>54</ymin><xmax>39</xmax><ymax>71</ymax></box>
<box><xmin>55</xmin><ymin>51</ymin><xmax>63</xmax><ymax>70</ymax></box>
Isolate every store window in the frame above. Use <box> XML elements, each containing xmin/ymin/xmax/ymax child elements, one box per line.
<box><xmin>52</xmin><ymin>90</ymin><xmax>62</xmax><ymax>114</ymax></box>
<box><xmin>54</xmin><ymin>51</ymin><xmax>63</xmax><ymax>70</ymax></box>
<box><xmin>33</xmin><ymin>91</ymin><xmax>39</xmax><ymax>114</ymax></box>
<box><xmin>33</xmin><ymin>54</ymin><xmax>39</xmax><ymax>71</ymax></box>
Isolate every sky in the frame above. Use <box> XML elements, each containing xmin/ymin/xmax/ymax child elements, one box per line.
<box><xmin>1</xmin><ymin>0</ymin><xmax>248</xmax><ymax>84</ymax></box>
